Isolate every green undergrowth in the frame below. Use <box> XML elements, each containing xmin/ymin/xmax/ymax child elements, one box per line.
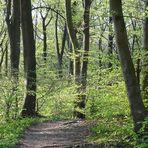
<box><xmin>0</xmin><ymin>117</ymin><xmax>48</xmax><ymax>148</ymax></box>
<box><xmin>86</xmin><ymin>83</ymin><xmax>148</xmax><ymax>148</ymax></box>
<box><xmin>0</xmin><ymin>68</ymin><xmax>147</xmax><ymax>148</ymax></box>
<box><xmin>88</xmin><ymin>117</ymin><xmax>148</xmax><ymax>148</ymax></box>
<box><xmin>89</xmin><ymin>117</ymin><xmax>135</xmax><ymax>147</ymax></box>
<box><xmin>85</xmin><ymin>69</ymin><xmax>148</xmax><ymax>147</ymax></box>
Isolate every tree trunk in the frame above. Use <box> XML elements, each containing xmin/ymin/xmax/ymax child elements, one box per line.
<box><xmin>55</xmin><ymin>13</ymin><xmax>65</xmax><ymax>78</ymax></box>
<box><xmin>6</xmin><ymin>0</ymin><xmax>20</xmax><ymax>78</ymax></box>
<box><xmin>42</xmin><ymin>17</ymin><xmax>47</xmax><ymax>63</ymax></box>
<box><xmin>21</xmin><ymin>0</ymin><xmax>37</xmax><ymax>117</ymax></box>
<box><xmin>59</xmin><ymin>23</ymin><xmax>67</xmax><ymax>77</ymax></box>
<box><xmin>78</xmin><ymin>0</ymin><xmax>91</xmax><ymax>119</ymax></box>
<box><xmin>65</xmin><ymin>0</ymin><xmax>80</xmax><ymax>83</ymax></box>
<box><xmin>65</xmin><ymin>0</ymin><xmax>83</xmax><ymax>118</ymax></box>
<box><xmin>5</xmin><ymin>0</ymin><xmax>20</xmax><ymax>117</ymax></box>
<box><xmin>108</xmin><ymin>7</ymin><xmax>113</xmax><ymax>68</ymax></box>
<box><xmin>142</xmin><ymin>1</ymin><xmax>148</xmax><ymax>102</ymax></box>
<box><xmin>110</xmin><ymin>0</ymin><xmax>147</xmax><ymax>132</ymax></box>
<box><xmin>136</xmin><ymin>58</ymin><xmax>141</xmax><ymax>85</ymax></box>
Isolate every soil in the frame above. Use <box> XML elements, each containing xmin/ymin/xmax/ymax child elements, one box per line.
<box><xmin>17</xmin><ymin>120</ymin><xmax>100</xmax><ymax>148</ymax></box>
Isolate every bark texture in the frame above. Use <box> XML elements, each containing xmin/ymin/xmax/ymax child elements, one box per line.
<box><xmin>65</xmin><ymin>0</ymin><xmax>80</xmax><ymax>84</ymax></box>
<box><xmin>21</xmin><ymin>0</ymin><xmax>37</xmax><ymax>117</ymax></box>
<box><xmin>65</xmin><ymin>0</ymin><xmax>83</xmax><ymax>118</ymax></box>
<box><xmin>78</xmin><ymin>0</ymin><xmax>91</xmax><ymax>119</ymax></box>
<box><xmin>5</xmin><ymin>0</ymin><xmax>21</xmax><ymax>117</ymax></box>
<box><xmin>6</xmin><ymin>0</ymin><xmax>20</xmax><ymax>78</ymax></box>
<box><xmin>108</xmin><ymin>6</ymin><xmax>113</xmax><ymax>68</ymax></box>
<box><xmin>55</xmin><ymin>14</ymin><xmax>65</xmax><ymax>77</ymax></box>
<box><xmin>110</xmin><ymin>0</ymin><xmax>147</xmax><ymax>132</ymax></box>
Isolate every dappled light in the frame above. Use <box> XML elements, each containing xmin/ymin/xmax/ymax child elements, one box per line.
<box><xmin>0</xmin><ymin>0</ymin><xmax>147</xmax><ymax>147</ymax></box>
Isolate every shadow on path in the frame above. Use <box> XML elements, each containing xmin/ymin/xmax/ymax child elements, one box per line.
<box><xmin>17</xmin><ymin>120</ymin><xmax>100</xmax><ymax>148</ymax></box>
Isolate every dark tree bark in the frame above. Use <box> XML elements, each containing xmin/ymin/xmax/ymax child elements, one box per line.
<box><xmin>110</xmin><ymin>0</ymin><xmax>147</xmax><ymax>132</ymax></box>
<box><xmin>65</xmin><ymin>0</ymin><xmax>83</xmax><ymax>118</ymax></box>
<box><xmin>131</xmin><ymin>19</ymin><xmax>137</xmax><ymax>54</ymax></box>
<box><xmin>77</xmin><ymin>0</ymin><xmax>91</xmax><ymax>119</ymax></box>
<box><xmin>42</xmin><ymin>15</ymin><xmax>47</xmax><ymax>63</ymax></box>
<box><xmin>108</xmin><ymin>7</ymin><xmax>113</xmax><ymax>68</ymax></box>
<box><xmin>40</xmin><ymin>9</ymin><xmax>52</xmax><ymax>63</ymax></box>
<box><xmin>136</xmin><ymin>58</ymin><xmax>141</xmax><ymax>85</ymax></box>
<box><xmin>21</xmin><ymin>0</ymin><xmax>37</xmax><ymax>117</ymax></box>
<box><xmin>98</xmin><ymin>38</ymin><xmax>103</xmax><ymax>67</ymax></box>
<box><xmin>65</xmin><ymin>0</ymin><xmax>80</xmax><ymax>83</ymax></box>
<box><xmin>5</xmin><ymin>0</ymin><xmax>20</xmax><ymax>117</ymax></box>
<box><xmin>6</xmin><ymin>0</ymin><xmax>20</xmax><ymax>78</ymax></box>
<box><xmin>142</xmin><ymin>1</ymin><xmax>148</xmax><ymax>102</ymax></box>
<box><xmin>55</xmin><ymin>14</ymin><xmax>65</xmax><ymax>77</ymax></box>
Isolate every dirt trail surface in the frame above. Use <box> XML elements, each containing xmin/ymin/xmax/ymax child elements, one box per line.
<box><xmin>17</xmin><ymin>120</ymin><xmax>99</xmax><ymax>148</ymax></box>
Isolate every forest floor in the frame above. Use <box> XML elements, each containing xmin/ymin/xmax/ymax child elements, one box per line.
<box><xmin>17</xmin><ymin>120</ymin><xmax>100</xmax><ymax>148</ymax></box>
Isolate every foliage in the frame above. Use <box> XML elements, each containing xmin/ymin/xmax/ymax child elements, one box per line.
<box><xmin>135</xmin><ymin>117</ymin><xmax>148</xmax><ymax>148</ymax></box>
<box><xmin>0</xmin><ymin>118</ymin><xmax>46</xmax><ymax>148</ymax></box>
<box><xmin>84</xmin><ymin>68</ymin><xmax>136</xmax><ymax>147</ymax></box>
<box><xmin>0</xmin><ymin>0</ymin><xmax>147</xmax><ymax>147</ymax></box>
<box><xmin>0</xmin><ymin>74</ymin><xmax>24</xmax><ymax>121</ymax></box>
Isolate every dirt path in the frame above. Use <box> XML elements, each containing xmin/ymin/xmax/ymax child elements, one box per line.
<box><xmin>17</xmin><ymin>120</ymin><xmax>99</xmax><ymax>148</ymax></box>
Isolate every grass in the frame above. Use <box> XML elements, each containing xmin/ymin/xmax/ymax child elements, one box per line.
<box><xmin>0</xmin><ymin>68</ymin><xmax>147</xmax><ymax>148</ymax></box>
<box><xmin>0</xmin><ymin>117</ymin><xmax>47</xmax><ymax>148</ymax></box>
<box><xmin>85</xmin><ymin>80</ymin><xmax>138</xmax><ymax>147</ymax></box>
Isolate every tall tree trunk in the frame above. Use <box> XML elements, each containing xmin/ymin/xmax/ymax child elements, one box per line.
<box><xmin>108</xmin><ymin>7</ymin><xmax>113</xmax><ymax>68</ymax></box>
<box><xmin>6</xmin><ymin>0</ymin><xmax>20</xmax><ymax>78</ymax></box>
<box><xmin>55</xmin><ymin>13</ymin><xmax>65</xmax><ymax>77</ymax></box>
<box><xmin>21</xmin><ymin>0</ymin><xmax>37</xmax><ymax>117</ymax></box>
<box><xmin>98</xmin><ymin>38</ymin><xmax>103</xmax><ymax>67</ymax></box>
<box><xmin>40</xmin><ymin>10</ymin><xmax>51</xmax><ymax>64</ymax></box>
<box><xmin>42</xmin><ymin>17</ymin><xmax>47</xmax><ymax>63</ymax></box>
<box><xmin>110</xmin><ymin>0</ymin><xmax>147</xmax><ymax>132</ymax></box>
<box><xmin>5</xmin><ymin>0</ymin><xmax>20</xmax><ymax>117</ymax></box>
<box><xmin>78</xmin><ymin>0</ymin><xmax>91</xmax><ymax>119</ymax></box>
<box><xmin>11</xmin><ymin>0</ymin><xmax>20</xmax><ymax>78</ymax></box>
<box><xmin>65</xmin><ymin>0</ymin><xmax>82</xmax><ymax>118</ymax></box>
<box><xmin>142</xmin><ymin>1</ymin><xmax>148</xmax><ymax>102</ymax></box>
<box><xmin>136</xmin><ymin>58</ymin><xmax>141</xmax><ymax>85</ymax></box>
<box><xmin>65</xmin><ymin>0</ymin><xmax>80</xmax><ymax>81</ymax></box>
<box><xmin>59</xmin><ymin>22</ymin><xmax>67</xmax><ymax>77</ymax></box>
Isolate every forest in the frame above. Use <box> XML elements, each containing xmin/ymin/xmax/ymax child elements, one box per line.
<box><xmin>0</xmin><ymin>0</ymin><xmax>148</xmax><ymax>147</ymax></box>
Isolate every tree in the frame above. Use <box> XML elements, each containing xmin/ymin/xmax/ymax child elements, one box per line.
<box><xmin>55</xmin><ymin>13</ymin><xmax>66</xmax><ymax>77</ymax></box>
<box><xmin>21</xmin><ymin>0</ymin><xmax>37</xmax><ymax>117</ymax></box>
<box><xmin>78</xmin><ymin>0</ymin><xmax>92</xmax><ymax>118</ymax></box>
<box><xmin>65</xmin><ymin>0</ymin><xmax>82</xmax><ymax>118</ymax></box>
<box><xmin>5</xmin><ymin>0</ymin><xmax>20</xmax><ymax>117</ymax></box>
<box><xmin>39</xmin><ymin>6</ymin><xmax>52</xmax><ymax>64</ymax></box>
<box><xmin>110</xmin><ymin>0</ymin><xmax>147</xmax><ymax>132</ymax></box>
<box><xmin>108</xmin><ymin>4</ymin><xmax>113</xmax><ymax>68</ymax></box>
<box><xmin>5</xmin><ymin>0</ymin><xmax>20</xmax><ymax>78</ymax></box>
<box><xmin>65</xmin><ymin>0</ymin><xmax>80</xmax><ymax>82</ymax></box>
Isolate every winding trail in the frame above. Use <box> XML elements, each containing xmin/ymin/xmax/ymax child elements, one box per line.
<box><xmin>17</xmin><ymin>120</ymin><xmax>99</xmax><ymax>148</ymax></box>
